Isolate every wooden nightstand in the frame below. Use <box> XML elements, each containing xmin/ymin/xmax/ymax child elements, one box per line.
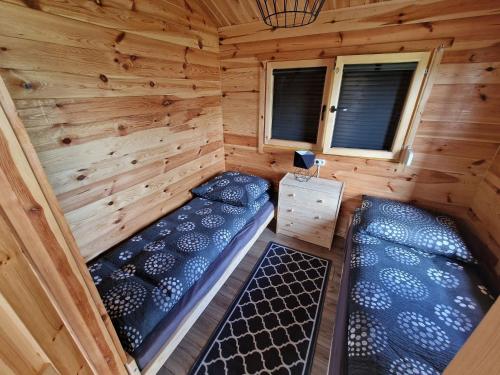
<box><xmin>277</xmin><ymin>173</ymin><xmax>344</xmax><ymax>249</ymax></box>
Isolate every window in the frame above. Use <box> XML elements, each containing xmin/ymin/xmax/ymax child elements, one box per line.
<box><xmin>262</xmin><ymin>52</ymin><xmax>431</xmax><ymax>160</ymax></box>
<box><xmin>264</xmin><ymin>60</ymin><xmax>332</xmax><ymax>148</ymax></box>
<box><xmin>322</xmin><ymin>52</ymin><xmax>430</xmax><ymax>159</ymax></box>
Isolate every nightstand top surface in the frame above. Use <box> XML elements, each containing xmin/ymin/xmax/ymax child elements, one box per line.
<box><xmin>280</xmin><ymin>172</ymin><xmax>344</xmax><ymax>195</ymax></box>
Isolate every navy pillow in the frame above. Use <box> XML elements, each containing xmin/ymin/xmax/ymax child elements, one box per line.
<box><xmin>358</xmin><ymin>195</ymin><xmax>475</xmax><ymax>263</ymax></box>
<box><xmin>192</xmin><ymin>171</ymin><xmax>270</xmax><ymax>207</ymax></box>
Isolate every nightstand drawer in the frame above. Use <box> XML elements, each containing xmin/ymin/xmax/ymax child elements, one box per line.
<box><xmin>280</xmin><ymin>185</ymin><xmax>338</xmax><ymax>212</ymax></box>
<box><xmin>277</xmin><ymin>217</ymin><xmax>334</xmax><ymax>248</ymax></box>
<box><xmin>278</xmin><ymin>206</ymin><xmax>336</xmax><ymax>230</ymax></box>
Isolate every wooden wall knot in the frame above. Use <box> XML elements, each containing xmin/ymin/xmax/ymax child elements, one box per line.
<box><xmin>29</xmin><ymin>204</ymin><xmax>43</xmax><ymax>214</ymax></box>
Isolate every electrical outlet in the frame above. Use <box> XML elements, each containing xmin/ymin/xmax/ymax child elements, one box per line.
<box><xmin>314</xmin><ymin>158</ymin><xmax>326</xmax><ymax>166</ymax></box>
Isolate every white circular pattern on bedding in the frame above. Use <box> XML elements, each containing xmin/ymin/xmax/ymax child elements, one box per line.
<box><xmin>367</xmin><ymin>218</ymin><xmax>410</xmax><ymax>243</ymax></box>
<box><xmin>245</xmin><ymin>183</ymin><xmax>261</xmax><ymax>199</ymax></box>
<box><xmin>221</xmin><ymin>186</ymin><xmax>244</xmax><ymax>203</ymax></box>
<box><xmin>249</xmin><ymin>201</ymin><xmax>261</xmax><ymax>214</ymax></box>
<box><xmin>478</xmin><ymin>285</ymin><xmax>489</xmax><ymax>295</ymax></box>
<box><xmin>409</xmin><ymin>247</ymin><xmax>436</xmax><ymax>258</ymax></box>
<box><xmin>415</xmin><ymin>226</ymin><xmax>470</xmax><ymax>259</ymax></box>
<box><xmin>176</xmin><ymin>232</ymin><xmax>210</xmax><ymax>252</ymax></box>
<box><xmin>352</xmin><ymin>233</ymin><xmax>381</xmax><ymax>245</ymax></box>
<box><xmin>111</xmin><ymin>264</ymin><xmax>136</xmax><ymax>280</ymax></box>
<box><xmin>131</xmin><ymin>235</ymin><xmax>142</xmax><ymax>242</ymax></box>
<box><xmin>347</xmin><ymin>311</ymin><xmax>387</xmax><ymax>357</ymax></box>
<box><xmin>257</xmin><ymin>179</ymin><xmax>269</xmax><ymax>191</ymax></box>
<box><xmin>156</xmin><ymin>220</ymin><xmax>168</xmax><ymax>228</ymax></box>
<box><xmin>454</xmin><ymin>296</ymin><xmax>476</xmax><ymax>310</ymax></box>
<box><xmin>350</xmin><ymin>245</ymin><xmax>379</xmax><ymax>268</ymax></box>
<box><xmin>159</xmin><ymin>228</ymin><xmax>172</xmax><ymax>236</ymax></box>
<box><xmin>119</xmin><ymin>250</ymin><xmax>133</xmax><ymax>261</ymax></box>
<box><xmin>182</xmin><ymin>205</ymin><xmax>192</xmax><ymax>211</ymax></box>
<box><xmin>436</xmin><ymin>215</ymin><xmax>457</xmax><ymax>229</ymax></box>
<box><xmin>215</xmin><ymin>178</ymin><xmax>231</xmax><ymax>187</ymax></box>
<box><xmin>103</xmin><ymin>281</ymin><xmax>147</xmax><ymax>318</ymax></box>
<box><xmin>477</xmin><ymin>285</ymin><xmax>494</xmax><ymax>300</ymax></box>
<box><xmin>195</xmin><ymin>208</ymin><xmax>212</xmax><ymax>216</ymax></box>
<box><xmin>225</xmin><ymin>171</ymin><xmax>240</xmax><ymax>176</ymax></box>
<box><xmin>434</xmin><ymin>304</ymin><xmax>473</xmax><ymax>332</ymax></box>
<box><xmin>221</xmin><ymin>204</ymin><xmax>246</xmax><ymax>214</ymax></box>
<box><xmin>144</xmin><ymin>253</ymin><xmax>175</xmax><ymax>275</ymax></box>
<box><xmin>93</xmin><ymin>275</ymin><xmax>102</xmax><ymax>285</ymax></box>
<box><xmin>152</xmin><ymin>277</ymin><xmax>183</xmax><ymax>312</ymax></box>
<box><xmin>380</xmin><ymin>202</ymin><xmax>432</xmax><ymax>225</ymax></box>
<box><xmin>427</xmin><ymin>268</ymin><xmax>459</xmax><ymax>288</ymax></box>
<box><xmin>177</xmin><ymin>214</ymin><xmax>188</xmax><ymax>220</ymax></box>
<box><xmin>389</xmin><ymin>358</ymin><xmax>439</xmax><ymax>375</ymax></box>
<box><xmin>201</xmin><ymin>215</ymin><xmax>225</xmax><ymax>228</ymax></box>
<box><xmin>88</xmin><ymin>262</ymin><xmax>102</xmax><ymax>273</ymax></box>
<box><xmin>352</xmin><ymin>211</ymin><xmax>362</xmax><ymax>226</ymax></box>
<box><xmin>446</xmin><ymin>261</ymin><xmax>464</xmax><ymax>270</ymax></box>
<box><xmin>385</xmin><ymin>246</ymin><xmax>420</xmax><ymax>265</ymax></box>
<box><xmin>380</xmin><ymin>268</ymin><xmax>429</xmax><ymax>300</ymax></box>
<box><xmin>361</xmin><ymin>200</ymin><xmax>372</xmax><ymax>210</ymax></box>
<box><xmin>144</xmin><ymin>239</ymin><xmax>165</xmax><ymax>252</ymax></box>
<box><xmin>119</xmin><ymin>325</ymin><xmax>143</xmax><ymax>352</ymax></box>
<box><xmin>184</xmin><ymin>256</ymin><xmax>210</xmax><ymax>285</ymax></box>
<box><xmin>234</xmin><ymin>175</ymin><xmax>251</xmax><ymax>183</ymax></box>
<box><xmin>397</xmin><ymin>311</ymin><xmax>450</xmax><ymax>351</ymax></box>
<box><xmin>176</xmin><ymin>221</ymin><xmax>196</xmax><ymax>232</ymax></box>
<box><xmin>232</xmin><ymin>218</ymin><xmax>247</xmax><ymax>232</ymax></box>
<box><xmin>213</xmin><ymin>229</ymin><xmax>232</xmax><ymax>251</ymax></box>
<box><xmin>351</xmin><ymin>281</ymin><xmax>392</xmax><ymax>310</ymax></box>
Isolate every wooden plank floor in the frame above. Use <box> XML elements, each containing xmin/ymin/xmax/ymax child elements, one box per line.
<box><xmin>158</xmin><ymin>222</ymin><xmax>346</xmax><ymax>374</ymax></box>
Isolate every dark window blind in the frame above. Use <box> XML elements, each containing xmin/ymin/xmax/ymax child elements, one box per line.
<box><xmin>271</xmin><ymin>66</ymin><xmax>327</xmax><ymax>143</ymax></box>
<box><xmin>331</xmin><ymin>62</ymin><xmax>417</xmax><ymax>150</ymax></box>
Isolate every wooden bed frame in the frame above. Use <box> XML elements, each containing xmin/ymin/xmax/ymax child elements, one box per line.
<box><xmin>124</xmin><ymin>208</ymin><xmax>275</xmax><ymax>375</ymax></box>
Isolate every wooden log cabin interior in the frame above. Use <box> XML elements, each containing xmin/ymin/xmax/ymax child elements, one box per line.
<box><xmin>0</xmin><ymin>0</ymin><xmax>499</xmax><ymax>374</ymax></box>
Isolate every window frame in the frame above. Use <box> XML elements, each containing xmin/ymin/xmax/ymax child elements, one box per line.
<box><xmin>321</xmin><ymin>52</ymin><xmax>431</xmax><ymax>160</ymax></box>
<box><xmin>264</xmin><ymin>59</ymin><xmax>334</xmax><ymax>150</ymax></box>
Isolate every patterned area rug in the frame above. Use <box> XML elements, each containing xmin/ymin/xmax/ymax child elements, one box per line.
<box><xmin>190</xmin><ymin>242</ymin><xmax>331</xmax><ymax>375</ymax></box>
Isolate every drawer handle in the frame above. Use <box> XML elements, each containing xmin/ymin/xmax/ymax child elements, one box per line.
<box><xmin>317</xmin><ymin>199</ymin><xmax>323</xmax><ymax>203</ymax></box>
<box><xmin>314</xmin><ymin>216</ymin><xmax>320</xmax><ymax>220</ymax></box>
<box><xmin>288</xmin><ymin>193</ymin><xmax>295</xmax><ymax>197</ymax></box>
<box><xmin>285</xmin><ymin>222</ymin><xmax>293</xmax><ymax>227</ymax></box>
<box><xmin>287</xmin><ymin>208</ymin><xmax>294</xmax><ymax>213</ymax></box>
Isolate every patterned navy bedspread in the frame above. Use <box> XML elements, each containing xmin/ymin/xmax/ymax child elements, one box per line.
<box><xmin>346</xmin><ymin>198</ymin><xmax>496</xmax><ymax>375</ymax></box>
<box><xmin>88</xmin><ymin>193</ymin><xmax>269</xmax><ymax>355</ymax></box>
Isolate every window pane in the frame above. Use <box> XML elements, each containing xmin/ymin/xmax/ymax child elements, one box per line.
<box><xmin>331</xmin><ymin>62</ymin><xmax>417</xmax><ymax>150</ymax></box>
<box><xmin>272</xmin><ymin>67</ymin><xmax>327</xmax><ymax>143</ymax></box>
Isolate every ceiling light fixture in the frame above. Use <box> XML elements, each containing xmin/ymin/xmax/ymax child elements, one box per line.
<box><xmin>256</xmin><ymin>0</ymin><xmax>326</xmax><ymax>28</ymax></box>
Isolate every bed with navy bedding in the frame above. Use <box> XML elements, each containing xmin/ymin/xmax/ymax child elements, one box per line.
<box><xmin>329</xmin><ymin>196</ymin><xmax>497</xmax><ymax>375</ymax></box>
<box><xmin>87</xmin><ymin>171</ymin><xmax>273</xmax><ymax>369</ymax></box>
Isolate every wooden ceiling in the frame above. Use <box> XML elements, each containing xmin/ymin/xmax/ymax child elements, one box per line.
<box><xmin>199</xmin><ymin>0</ymin><xmax>390</xmax><ymax>28</ymax></box>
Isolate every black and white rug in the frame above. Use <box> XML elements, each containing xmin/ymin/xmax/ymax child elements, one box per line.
<box><xmin>190</xmin><ymin>242</ymin><xmax>331</xmax><ymax>375</ymax></box>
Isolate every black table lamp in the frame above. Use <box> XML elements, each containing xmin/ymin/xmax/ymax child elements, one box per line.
<box><xmin>293</xmin><ymin>150</ymin><xmax>316</xmax><ymax>182</ymax></box>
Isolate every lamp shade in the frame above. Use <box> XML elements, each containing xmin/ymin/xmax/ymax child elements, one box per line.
<box><xmin>294</xmin><ymin>150</ymin><xmax>316</xmax><ymax>169</ymax></box>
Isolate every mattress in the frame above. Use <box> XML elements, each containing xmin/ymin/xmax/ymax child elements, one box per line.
<box><xmin>134</xmin><ymin>201</ymin><xmax>274</xmax><ymax>368</ymax></box>
<box><xmin>88</xmin><ymin>194</ymin><xmax>273</xmax><ymax>369</ymax></box>
<box><xmin>330</xmin><ymin>209</ymin><xmax>497</xmax><ymax>375</ymax></box>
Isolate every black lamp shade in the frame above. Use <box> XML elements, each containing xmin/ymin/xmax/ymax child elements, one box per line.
<box><xmin>294</xmin><ymin>150</ymin><xmax>316</xmax><ymax>169</ymax></box>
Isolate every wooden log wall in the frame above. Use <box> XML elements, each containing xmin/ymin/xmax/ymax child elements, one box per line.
<box><xmin>219</xmin><ymin>1</ymin><xmax>500</xmax><ymax>262</ymax></box>
<box><xmin>0</xmin><ymin>0</ymin><xmax>225</xmax><ymax>260</ymax></box>
<box><xmin>0</xmin><ymin>78</ymin><xmax>126</xmax><ymax>374</ymax></box>
<box><xmin>469</xmin><ymin>151</ymin><xmax>500</xmax><ymax>274</ymax></box>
